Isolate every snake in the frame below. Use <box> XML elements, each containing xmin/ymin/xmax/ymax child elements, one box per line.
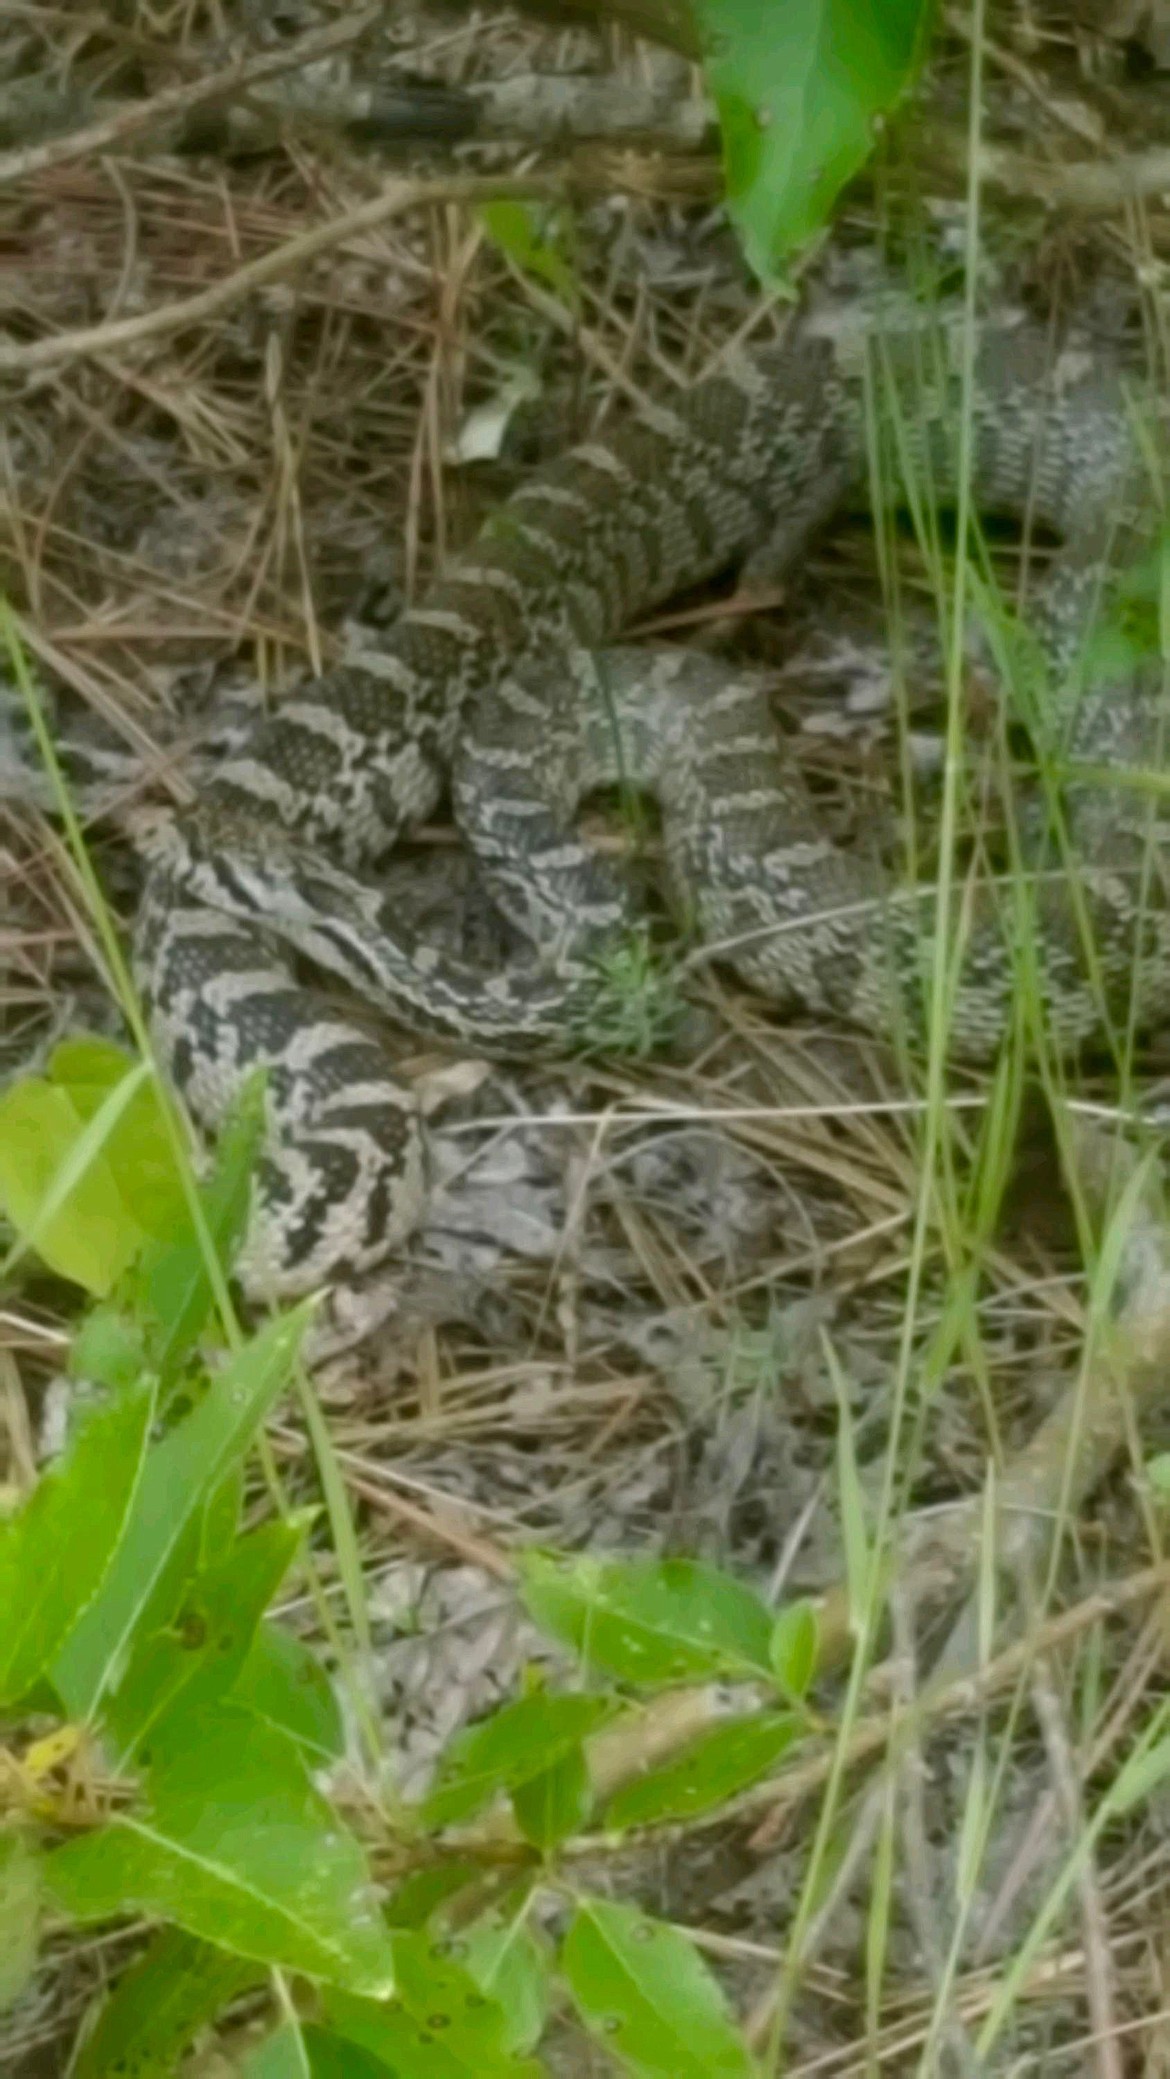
<box><xmin>90</xmin><ymin>299</ymin><xmax>1165</xmax><ymax>1323</ymax></box>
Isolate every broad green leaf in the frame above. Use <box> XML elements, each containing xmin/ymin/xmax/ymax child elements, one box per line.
<box><xmin>462</xmin><ymin>1901</ymin><xmax>549</xmax><ymax>2056</ymax></box>
<box><xmin>510</xmin><ymin>1743</ymin><xmax>591</xmax><ymax>1849</ymax></box>
<box><xmin>104</xmin><ymin>1517</ymin><xmax>306</xmax><ymax>1764</ymax></box>
<box><xmin>44</xmin><ymin>1704</ymin><xmax>394</xmax><ymax>1994</ymax></box>
<box><xmin>325</xmin><ymin>1998</ymin><xmax>486</xmax><ymax>2074</ymax></box>
<box><xmin>520</xmin><ymin>1552</ymin><xmax>774</xmax><ymax>1686</ymax></box>
<box><xmin>603</xmin><ymin>1713</ymin><xmax>799</xmax><ymax>1831</ymax></box>
<box><xmin>385</xmin><ymin>1862</ymin><xmax>482</xmax><ymax>1931</ymax></box>
<box><xmin>231</xmin><ymin>1619</ymin><xmax>344</xmax><ymax>1760</ymax></box>
<box><xmin>45</xmin><ymin>1041</ymin><xmax>187</xmax><ymax>1234</ymax></box>
<box><xmin>0</xmin><ymin>1380</ymin><xmax>154</xmax><ymax>1708</ymax></box>
<box><xmin>135</xmin><ymin>1068</ymin><xmax>266</xmax><ymax>1373</ymax></box>
<box><xmin>0</xmin><ymin>1832</ymin><xmax>41</xmax><ymax>2012</ymax></box>
<box><xmin>328</xmin><ymin>1931</ymin><xmax>545</xmax><ymax>2076</ymax></box>
<box><xmin>392</xmin><ymin>1929</ymin><xmax>537</xmax><ymax>2063</ymax></box>
<box><xmin>303</xmin><ymin>2027</ymin><xmax>391</xmax><ymax>2077</ymax></box>
<box><xmin>696</xmin><ymin>0</ymin><xmax>933</xmax><ymax>278</ymax></box>
<box><xmin>48</xmin><ymin>1040</ymin><xmax>148</xmax><ymax>1115</ymax></box>
<box><xmin>239</xmin><ymin>2019</ymin><xmax>314</xmax><ymax>2078</ymax></box>
<box><xmin>73</xmin><ymin>1928</ymin><xmax>261</xmax><ymax>2078</ymax></box>
<box><xmin>768</xmin><ymin>1600</ymin><xmax>819</xmax><ymax>1700</ymax></box>
<box><xmin>51</xmin><ymin>1303</ymin><xmax>313</xmax><ymax>1720</ymax></box>
<box><xmin>422</xmin><ymin>1692</ymin><xmax>612</xmax><ymax>1828</ymax></box>
<box><xmin>562</xmin><ymin>1897</ymin><xmax>756</xmax><ymax>2078</ymax></box>
<box><xmin>0</xmin><ymin>1059</ymin><xmax>164</xmax><ymax>1293</ymax></box>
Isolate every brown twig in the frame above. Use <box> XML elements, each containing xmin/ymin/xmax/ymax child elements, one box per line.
<box><xmin>0</xmin><ymin>172</ymin><xmax>573</xmax><ymax>377</ymax></box>
<box><xmin>985</xmin><ymin>145</ymin><xmax>1170</xmax><ymax>213</ymax></box>
<box><xmin>923</xmin><ymin>127</ymin><xmax>1170</xmax><ymax>213</ymax></box>
<box><xmin>743</xmin><ymin>1560</ymin><xmax>1170</xmax><ymax>1852</ymax></box>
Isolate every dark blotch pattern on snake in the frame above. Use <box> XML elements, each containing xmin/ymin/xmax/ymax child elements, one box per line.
<box><xmin>125</xmin><ymin>302</ymin><xmax>1166</xmax><ymax>1317</ymax></box>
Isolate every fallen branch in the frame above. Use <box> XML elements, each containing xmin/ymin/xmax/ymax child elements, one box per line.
<box><xmin>982</xmin><ymin>142</ymin><xmax>1170</xmax><ymax>212</ymax></box>
<box><xmin>0</xmin><ymin>8</ymin><xmax>383</xmax><ymax>191</ymax></box>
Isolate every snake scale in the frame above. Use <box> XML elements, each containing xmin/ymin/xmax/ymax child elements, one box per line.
<box><xmin>120</xmin><ymin>299</ymin><xmax>1164</xmax><ymax>1321</ymax></box>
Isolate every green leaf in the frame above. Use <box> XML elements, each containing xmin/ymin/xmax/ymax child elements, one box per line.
<box><xmin>303</xmin><ymin>2027</ymin><xmax>392</xmax><ymax>2077</ymax></box>
<box><xmin>327</xmin><ymin>1931</ymin><xmax>545</xmax><ymax>2076</ymax></box>
<box><xmin>510</xmin><ymin>1743</ymin><xmax>591</xmax><ymax>1850</ymax></box>
<box><xmin>0</xmin><ymin>1051</ymin><xmax>183</xmax><ymax>1295</ymax></box>
<box><xmin>103</xmin><ymin>1517</ymin><xmax>306</xmax><ymax>1764</ymax></box>
<box><xmin>421</xmin><ymin>1692</ymin><xmax>612</xmax><ymax>1829</ymax></box>
<box><xmin>768</xmin><ymin>1600</ymin><xmax>819</xmax><ymax>1700</ymax></box>
<box><xmin>238</xmin><ymin>2020</ymin><xmax>314</xmax><ymax>2078</ymax></box>
<box><xmin>462</xmin><ymin>1904</ymin><xmax>549</xmax><ymax>2057</ymax></box>
<box><xmin>231</xmin><ymin>1617</ymin><xmax>345</xmax><ymax>1760</ymax></box>
<box><xmin>0</xmin><ymin>1831</ymin><xmax>42</xmax><ymax>2013</ymax></box>
<box><xmin>0</xmin><ymin>1381</ymin><xmax>154</xmax><ymax>1708</ymax></box>
<box><xmin>519</xmin><ymin>1552</ymin><xmax>774</xmax><ymax>1686</ymax></box>
<box><xmin>391</xmin><ymin>1930</ymin><xmax>537</xmax><ymax>2062</ymax></box>
<box><xmin>135</xmin><ymin>1069</ymin><xmax>266</xmax><ymax>1373</ymax></box>
<box><xmin>603</xmin><ymin>1713</ymin><xmax>799</xmax><ymax>1831</ymax></box>
<box><xmin>695</xmin><ymin>0</ymin><xmax>934</xmax><ymax>278</ymax></box>
<box><xmin>51</xmin><ymin>1304</ymin><xmax>313</xmax><ymax>1720</ymax></box>
<box><xmin>46</xmin><ymin>1040</ymin><xmax>186</xmax><ymax>1228</ymax></box>
<box><xmin>72</xmin><ymin>1928</ymin><xmax>261</xmax><ymax>2078</ymax></box>
<box><xmin>384</xmin><ymin>1863</ymin><xmax>482</xmax><ymax>1931</ymax></box>
<box><xmin>44</xmin><ymin>1703</ymin><xmax>395</xmax><ymax>1994</ymax></box>
<box><xmin>562</xmin><ymin>1897</ymin><xmax>756</xmax><ymax>2078</ymax></box>
<box><xmin>201</xmin><ymin>1465</ymin><xmax>244</xmax><ymax>1563</ymax></box>
<box><xmin>0</xmin><ymin>1040</ymin><xmax>189</xmax><ymax>1290</ymax></box>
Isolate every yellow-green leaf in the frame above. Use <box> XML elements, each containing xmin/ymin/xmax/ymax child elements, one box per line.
<box><xmin>0</xmin><ymin>1044</ymin><xmax>186</xmax><ymax>1294</ymax></box>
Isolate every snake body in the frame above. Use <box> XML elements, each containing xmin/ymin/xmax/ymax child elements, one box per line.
<box><xmin>128</xmin><ymin>304</ymin><xmax>1165</xmax><ymax>1313</ymax></box>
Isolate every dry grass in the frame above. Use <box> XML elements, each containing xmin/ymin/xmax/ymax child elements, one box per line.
<box><xmin>4</xmin><ymin>1</ymin><xmax>1170</xmax><ymax>2073</ymax></box>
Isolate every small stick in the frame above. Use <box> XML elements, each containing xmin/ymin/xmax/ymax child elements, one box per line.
<box><xmin>985</xmin><ymin>144</ymin><xmax>1170</xmax><ymax>212</ymax></box>
<box><xmin>0</xmin><ymin>172</ymin><xmax>572</xmax><ymax>377</ymax></box>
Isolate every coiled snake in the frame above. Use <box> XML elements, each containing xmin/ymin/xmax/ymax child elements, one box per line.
<box><xmin>118</xmin><ymin>302</ymin><xmax>1165</xmax><ymax>1321</ymax></box>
